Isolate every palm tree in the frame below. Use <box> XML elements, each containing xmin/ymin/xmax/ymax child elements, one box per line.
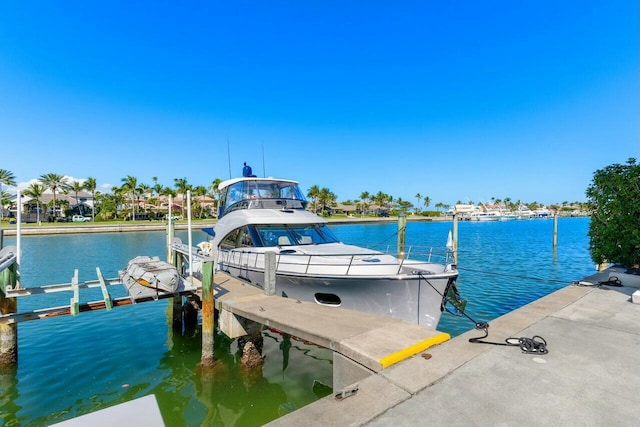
<box><xmin>423</xmin><ymin>196</ymin><xmax>431</xmax><ymax>210</ymax></box>
<box><xmin>152</xmin><ymin>176</ymin><xmax>163</xmax><ymax>210</ymax></box>
<box><xmin>174</xmin><ymin>177</ymin><xmax>190</xmax><ymax>215</ymax></box>
<box><xmin>120</xmin><ymin>175</ymin><xmax>138</xmax><ymax>220</ymax></box>
<box><xmin>40</xmin><ymin>173</ymin><xmax>69</xmax><ymax>220</ymax></box>
<box><xmin>210</xmin><ymin>178</ymin><xmax>223</xmax><ymax>217</ymax></box>
<box><xmin>374</xmin><ymin>191</ymin><xmax>390</xmax><ymax>211</ymax></box>
<box><xmin>307</xmin><ymin>185</ymin><xmax>321</xmax><ymax>213</ymax></box>
<box><xmin>136</xmin><ymin>183</ymin><xmax>151</xmax><ymax>217</ymax></box>
<box><xmin>0</xmin><ymin>169</ymin><xmax>16</xmax><ymax>223</ymax></box>
<box><xmin>359</xmin><ymin>191</ymin><xmax>371</xmax><ymax>216</ymax></box>
<box><xmin>84</xmin><ymin>177</ymin><xmax>97</xmax><ymax>221</ymax></box>
<box><xmin>415</xmin><ymin>193</ymin><xmax>422</xmax><ymax>214</ymax></box>
<box><xmin>317</xmin><ymin>187</ymin><xmax>337</xmax><ymax>216</ymax></box>
<box><xmin>504</xmin><ymin>197</ymin><xmax>513</xmax><ymax>210</ymax></box>
<box><xmin>0</xmin><ymin>190</ymin><xmax>10</xmax><ymax>222</ymax></box>
<box><xmin>23</xmin><ymin>183</ymin><xmax>46</xmax><ymax>224</ymax></box>
<box><xmin>192</xmin><ymin>185</ymin><xmax>208</xmax><ymax>218</ymax></box>
<box><xmin>68</xmin><ymin>180</ymin><xmax>85</xmax><ymax>215</ymax></box>
<box><xmin>160</xmin><ymin>187</ymin><xmax>177</xmax><ymax>217</ymax></box>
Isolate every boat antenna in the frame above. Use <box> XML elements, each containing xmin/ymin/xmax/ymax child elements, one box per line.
<box><xmin>262</xmin><ymin>140</ymin><xmax>266</xmax><ymax>178</ymax></box>
<box><xmin>227</xmin><ymin>137</ymin><xmax>232</xmax><ymax>179</ymax></box>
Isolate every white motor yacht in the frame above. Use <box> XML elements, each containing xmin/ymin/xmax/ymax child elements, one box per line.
<box><xmin>205</xmin><ymin>166</ymin><xmax>461</xmax><ymax>329</ymax></box>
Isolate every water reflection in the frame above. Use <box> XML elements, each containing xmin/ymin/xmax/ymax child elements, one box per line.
<box><xmin>154</xmin><ymin>323</ymin><xmax>331</xmax><ymax>427</ymax></box>
<box><xmin>0</xmin><ymin>366</ymin><xmax>20</xmax><ymax>426</ymax></box>
<box><xmin>0</xmin><ymin>304</ymin><xmax>332</xmax><ymax>427</ymax></box>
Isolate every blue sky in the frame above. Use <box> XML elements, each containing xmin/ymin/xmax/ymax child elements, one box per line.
<box><xmin>1</xmin><ymin>1</ymin><xmax>637</xmax><ymax>206</ymax></box>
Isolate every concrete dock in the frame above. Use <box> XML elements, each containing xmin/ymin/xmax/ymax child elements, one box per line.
<box><xmin>266</xmin><ymin>267</ymin><xmax>640</xmax><ymax>427</ymax></box>
<box><xmin>212</xmin><ymin>272</ymin><xmax>450</xmax><ymax>390</ymax></box>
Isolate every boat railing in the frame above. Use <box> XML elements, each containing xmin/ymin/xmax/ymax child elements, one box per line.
<box><xmin>218</xmin><ymin>245</ymin><xmax>453</xmax><ymax>276</ymax></box>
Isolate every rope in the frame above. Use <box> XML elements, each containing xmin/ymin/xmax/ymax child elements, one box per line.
<box><xmin>372</xmin><ymin>225</ymin><xmax>406</xmax><ymax>246</ymax></box>
<box><xmin>417</xmin><ymin>272</ymin><xmax>549</xmax><ymax>355</ymax></box>
<box><xmin>468</xmin><ymin>323</ymin><xmax>548</xmax><ymax>355</ymax></box>
<box><xmin>572</xmin><ymin>276</ymin><xmax>623</xmax><ymax>288</ymax></box>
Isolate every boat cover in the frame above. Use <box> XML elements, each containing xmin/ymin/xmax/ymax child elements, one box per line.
<box><xmin>120</xmin><ymin>256</ymin><xmax>182</xmax><ymax>300</ymax></box>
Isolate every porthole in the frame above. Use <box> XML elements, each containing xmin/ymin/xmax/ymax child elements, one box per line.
<box><xmin>314</xmin><ymin>293</ymin><xmax>342</xmax><ymax>306</ymax></box>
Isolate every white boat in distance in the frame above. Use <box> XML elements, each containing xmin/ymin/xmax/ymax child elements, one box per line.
<box><xmin>205</xmin><ymin>165</ymin><xmax>461</xmax><ymax>329</ymax></box>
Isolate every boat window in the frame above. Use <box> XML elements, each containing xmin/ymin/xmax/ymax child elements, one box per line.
<box><xmin>253</xmin><ymin>224</ymin><xmax>340</xmax><ymax>247</ymax></box>
<box><xmin>219</xmin><ymin>179</ymin><xmax>309</xmax><ymax>217</ymax></box>
<box><xmin>220</xmin><ymin>227</ymin><xmax>259</xmax><ymax>249</ymax></box>
<box><xmin>220</xmin><ymin>229</ymin><xmax>242</xmax><ymax>250</ymax></box>
<box><xmin>238</xmin><ymin>227</ymin><xmax>255</xmax><ymax>248</ymax></box>
<box><xmin>314</xmin><ymin>225</ymin><xmax>340</xmax><ymax>243</ymax></box>
<box><xmin>255</xmin><ymin>225</ymin><xmax>291</xmax><ymax>247</ymax></box>
<box><xmin>292</xmin><ymin>225</ymin><xmax>337</xmax><ymax>245</ymax></box>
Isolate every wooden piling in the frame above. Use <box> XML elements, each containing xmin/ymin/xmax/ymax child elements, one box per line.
<box><xmin>397</xmin><ymin>213</ymin><xmax>406</xmax><ymax>259</ymax></box>
<box><xmin>200</xmin><ymin>260</ymin><xmax>215</xmax><ymax>366</ymax></box>
<box><xmin>0</xmin><ymin>262</ymin><xmax>18</xmax><ymax>366</ymax></box>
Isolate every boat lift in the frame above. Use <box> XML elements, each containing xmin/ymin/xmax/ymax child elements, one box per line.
<box><xmin>0</xmin><ymin>264</ymin><xmax>201</xmax><ymax>325</ymax></box>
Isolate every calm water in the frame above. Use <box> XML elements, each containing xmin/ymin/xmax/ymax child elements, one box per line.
<box><xmin>0</xmin><ymin>218</ymin><xmax>593</xmax><ymax>426</ymax></box>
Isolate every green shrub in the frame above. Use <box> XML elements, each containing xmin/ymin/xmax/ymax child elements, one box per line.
<box><xmin>586</xmin><ymin>158</ymin><xmax>640</xmax><ymax>267</ymax></box>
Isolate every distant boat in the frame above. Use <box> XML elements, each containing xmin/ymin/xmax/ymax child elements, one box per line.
<box><xmin>469</xmin><ymin>210</ymin><xmax>501</xmax><ymax>221</ymax></box>
<box><xmin>515</xmin><ymin>205</ymin><xmax>534</xmax><ymax>220</ymax></box>
<box><xmin>499</xmin><ymin>211</ymin><xmax>518</xmax><ymax>221</ymax></box>
<box><xmin>532</xmin><ymin>206</ymin><xmax>552</xmax><ymax>218</ymax></box>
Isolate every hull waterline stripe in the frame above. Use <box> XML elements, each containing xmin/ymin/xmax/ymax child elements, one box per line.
<box><xmin>378</xmin><ymin>332</ymin><xmax>450</xmax><ymax>368</ymax></box>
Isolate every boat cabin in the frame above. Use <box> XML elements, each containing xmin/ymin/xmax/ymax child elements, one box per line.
<box><xmin>218</xmin><ymin>178</ymin><xmax>308</xmax><ymax>218</ymax></box>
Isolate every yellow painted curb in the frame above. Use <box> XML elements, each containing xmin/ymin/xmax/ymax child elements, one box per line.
<box><xmin>378</xmin><ymin>332</ymin><xmax>450</xmax><ymax>368</ymax></box>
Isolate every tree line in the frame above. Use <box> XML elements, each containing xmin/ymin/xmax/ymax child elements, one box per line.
<box><xmin>304</xmin><ymin>184</ymin><xmax>588</xmax><ymax>217</ymax></box>
<box><xmin>1</xmin><ymin>168</ymin><xmax>588</xmax><ymax>224</ymax></box>
<box><xmin>0</xmin><ymin>169</ymin><xmax>225</xmax><ymax>222</ymax></box>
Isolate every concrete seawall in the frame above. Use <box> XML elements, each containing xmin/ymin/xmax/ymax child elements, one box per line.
<box><xmin>0</xmin><ymin>215</ymin><xmax>447</xmax><ymax>237</ymax></box>
<box><xmin>0</xmin><ymin>222</ymin><xmax>210</xmax><ymax>236</ymax></box>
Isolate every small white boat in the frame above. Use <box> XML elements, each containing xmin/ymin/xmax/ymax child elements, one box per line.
<box><xmin>532</xmin><ymin>206</ymin><xmax>552</xmax><ymax>218</ymax></box>
<box><xmin>204</xmin><ymin>166</ymin><xmax>462</xmax><ymax>329</ymax></box>
<box><xmin>469</xmin><ymin>211</ymin><xmax>501</xmax><ymax>221</ymax></box>
<box><xmin>515</xmin><ymin>205</ymin><xmax>534</xmax><ymax>220</ymax></box>
<box><xmin>120</xmin><ymin>256</ymin><xmax>183</xmax><ymax>300</ymax></box>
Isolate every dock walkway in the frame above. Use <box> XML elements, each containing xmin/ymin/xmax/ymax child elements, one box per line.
<box><xmin>267</xmin><ymin>267</ymin><xmax>640</xmax><ymax>427</ymax></box>
<box><xmin>212</xmin><ymin>272</ymin><xmax>450</xmax><ymax>385</ymax></box>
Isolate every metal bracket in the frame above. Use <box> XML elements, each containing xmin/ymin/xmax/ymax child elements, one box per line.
<box><xmin>334</xmin><ymin>383</ymin><xmax>359</xmax><ymax>401</ymax></box>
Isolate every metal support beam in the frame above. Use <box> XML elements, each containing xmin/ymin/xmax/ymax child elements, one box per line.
<box><xmin>96</xmin><ymin>267</ymin><xmax>112</xmax><ymax>311</ymax></box>
<box><xmin>70</xmin><ymin>270</ymin><xmax>79</xmax><ymax>316</ymax></box>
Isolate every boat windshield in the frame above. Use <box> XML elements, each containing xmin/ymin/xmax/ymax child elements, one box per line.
<box><xmin>253</xmin><ymin>224</ymin><xmax>340</xmax><ymax>247</ymax></box>
<box><xmin>220</xmin><ymin>179</ymin><xmax>308</xmax><ymax>217</ymax></box>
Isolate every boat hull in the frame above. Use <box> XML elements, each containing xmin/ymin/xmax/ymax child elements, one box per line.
<box><xmin>220</xmin><ymin>263</ymin><xmax>457</xmax><ymax>330</ymax></box>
